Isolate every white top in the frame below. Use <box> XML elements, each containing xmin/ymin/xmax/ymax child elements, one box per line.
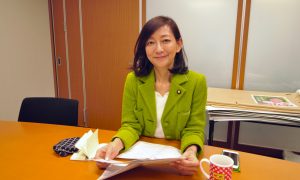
<box><xmin>154</xmin><ymin>91</ymin><xmax>169</xmax><ymax>138</ymax></box>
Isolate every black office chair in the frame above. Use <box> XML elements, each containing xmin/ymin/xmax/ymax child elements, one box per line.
<box><xmin>18</xmin><ymin>97</ymin><xmax>78</xmax><ymax>126</ymax></box>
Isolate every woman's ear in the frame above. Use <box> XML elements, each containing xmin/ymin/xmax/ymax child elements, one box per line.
<box><xmin>176</xmin><ymin>38</ymin><xmax>183</xmax><ymax>53</ymax></box>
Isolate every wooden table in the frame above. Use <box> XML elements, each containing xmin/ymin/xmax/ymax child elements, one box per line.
<box><xmin>1</xmin><ymin>120</ymin><xmax>299</xmax><ymax>179</ymax></box>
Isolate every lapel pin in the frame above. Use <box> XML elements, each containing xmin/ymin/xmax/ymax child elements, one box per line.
<box><xmin>177</xmin><ymin>90</ymin><xmax>181</xmax><ymax>94</ymax></box>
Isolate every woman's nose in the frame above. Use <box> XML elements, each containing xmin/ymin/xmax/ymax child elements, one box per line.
<box><xmin>155</xmin><ymin>42</ymin><xmax>163</xmax><ymax>53</ymax></box>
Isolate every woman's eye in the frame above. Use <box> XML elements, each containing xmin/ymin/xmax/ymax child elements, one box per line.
<box><xmin>146</xmin><ymin>41</ymin><xmax>155</xmax><ymax>46</ymax></box>
<box><xmin>162</xmin><ymin>39</ymin><xmax>171</xmax><ymax>43</ymax></box>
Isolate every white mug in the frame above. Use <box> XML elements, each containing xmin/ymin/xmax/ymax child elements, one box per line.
<box><xmin>200</xmin><ymin>154</ymin><xmax>234</xmax><ymax>180</ymax></box>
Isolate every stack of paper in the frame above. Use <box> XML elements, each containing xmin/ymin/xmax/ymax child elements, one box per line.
<box><xmin>70</xmin><ymin>130</ymin><xmax>182</xmax><ymax>179</ymax></box>
<box><xmin>117</xmin><ymin>141</ymin><xmax>181</xmax><ymax>160</ymax></box>
<box><xmin>207</xmin><ymin>88</ymin><xmax>300</xmax><ymax>125</ymax></box>
<box><xmin>98</xmin><ymin>141</ymin><xmax>181</xmax><ymax>180</ymax></box>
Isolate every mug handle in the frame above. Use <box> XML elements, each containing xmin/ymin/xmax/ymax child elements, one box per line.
<box><xmin>200</xmin><ymin>158</ymin><xmax>210</xmax><ymax>179</ymax></box>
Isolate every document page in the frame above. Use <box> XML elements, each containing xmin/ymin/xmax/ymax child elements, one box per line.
<box><xmin>117</xmin><ymin>141</ymin><xmax>181</xmax><ymax>159</ymax></box>
<box><xmin>98</xmin><ymin>141</ymin><xmax>182</xmax><ymax>179</ymax></box>
<box><xmin>98</xmin><ymin>158</ymin><xmax>181</xmax><ymax>180</ymax></box>
<box><xmin>98</xmin><ymin>162</ymin><xmax>139</xmax><ymax>180</ymax></box>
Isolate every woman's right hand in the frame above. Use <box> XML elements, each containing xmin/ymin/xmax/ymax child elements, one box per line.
<box><xmin>94</xmin><ymin>138</ymin><xmax>124</xmax><ymax>169</ymax></box>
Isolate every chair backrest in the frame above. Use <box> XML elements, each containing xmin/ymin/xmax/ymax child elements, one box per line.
<box><xmin>18</xmin><ymin>97</ymin><xmax>78</xmax><ymax>126</ymax></box>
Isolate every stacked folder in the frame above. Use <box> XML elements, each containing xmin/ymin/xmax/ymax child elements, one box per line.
<box><xmin>206</xmin><ymin>88</ymin><xmax>300</xmax><ymax>125</ymax></box>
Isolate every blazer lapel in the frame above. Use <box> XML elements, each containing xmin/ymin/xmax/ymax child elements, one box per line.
<box><xmin>138</xmin><ymin>71</ymin><xmax>156</xmax><ymax>121</ymax></box>
<box><xmin>162</xmin><ymin>73</ymin><xmax>188</xmax><ymax>120</ymax></box>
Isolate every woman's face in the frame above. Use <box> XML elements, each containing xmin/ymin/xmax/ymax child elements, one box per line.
<box><xmin>145</xmin><ymin>25</ymin><xmax>182</xmax><ymax>70</ymax></box>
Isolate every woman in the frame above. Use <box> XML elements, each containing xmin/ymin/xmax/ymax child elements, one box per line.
<box><xmin>95</xmin><ymin>16</ymin><xmax>207</xmax><ymax>175</ymax></box>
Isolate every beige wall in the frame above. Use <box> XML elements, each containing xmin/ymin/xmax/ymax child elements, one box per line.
<box><xmin>0</xmin><ymin>0</ymin><xmax>55</xmax><ymax>121</ymax></box>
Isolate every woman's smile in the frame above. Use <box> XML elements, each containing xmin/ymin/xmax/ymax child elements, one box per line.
<box><xmin>154</xmin><ymin>55</ymin><xmax>168</xmax><ymax>59</ymax></box>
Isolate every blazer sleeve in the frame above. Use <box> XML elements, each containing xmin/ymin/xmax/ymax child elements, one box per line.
<box><xmin>113</xmin><ymin>73</ymin><xmax>142</xmax><ymax>151</ymax></box>
<box><xmin>180</xmin><ymin>73</ymin><xmax>207</xmax><ymax>155</ymax></box>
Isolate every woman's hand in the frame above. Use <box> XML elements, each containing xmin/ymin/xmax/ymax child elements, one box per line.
<box><xmin>94</xmin><ymin>138</ymin><xmax>124</xmax><ymax>169</ymax></box>
<box><xmin>170</xmin><ymin>145</ymin><xmax>199</xmax><ymax>175</ymax></box>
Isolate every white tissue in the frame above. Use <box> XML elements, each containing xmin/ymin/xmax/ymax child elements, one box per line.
<box><xmin>296</xmin><ymin>89</ymin><xmax>300</xmax><ymax>96</ymax></box>
<box><xmin>71</xmin><ymin>129</ymin><xmax>99</xmax><ymax>160</ymax></box>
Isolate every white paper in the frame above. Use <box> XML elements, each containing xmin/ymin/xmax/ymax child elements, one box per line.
<box><xmin>71</xmin><ymin>131</ymin><xmax>183</xmax><ymax>179</ymax></box>
<box><xmin>92</xmin><ymin>158</ymin><xmax>127</xmax><ymax>165</ymax></box>
<box><xmin>206</xmin><ymin>105</ymin><xmax>300</xmax><ymax>124</ymax></box>
<box><xmin>98</xmin><ymin>141</ymin><xmax>182</xmax><ymax>180</ymax></box>
<box><xmin>71</xmin><ymin>129</ymin><xmax>99</xmax><ymax>160</ymax></box>
<box><xmin>85</xmin><ymin>129</ymin><xmax>99</xmax><ymax>158</ymax></box>
<box><xmin>75</xmin><ymin>130</ymin><xmax>93</xmax><ymax>149</ymax></box>
<box><xmin>117</xmin><ymin>141</ymin><xmax>181</xmax><ymax>159</ymax></box>
<box><xmin>98</xmin><ymin>158</ymin><xmax>181</xmax><ymax>180</ymax></box>
<box><xmin>70</xmin><ymin>151</ymin><xmax>86</xmax><ymax>160</ymax></box>
<box><xmin>98</xmin><ymin>162</ymin><xmax>138</xmax><ymax>180</ymax></box>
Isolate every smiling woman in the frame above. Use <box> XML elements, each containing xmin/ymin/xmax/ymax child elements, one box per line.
<box><xmin>132</xmin><ymin>16</ymin><xmax>188</xmax><ymax>77</ymax></box>
<box><xmin>145</xmin><ymin>25</ymin><xmax>182</xmax><ymax>73</ymax></box>
<box><xmin>94</xmin><ymin>16</ymin><xmax>208</xmax><ymax>176</ymax></box>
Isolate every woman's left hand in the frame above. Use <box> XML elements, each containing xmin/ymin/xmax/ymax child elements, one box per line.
<box><xmin>170</xmin><ymin>145</ymin><xmax>199</xmax><ymax>175</ymax></box>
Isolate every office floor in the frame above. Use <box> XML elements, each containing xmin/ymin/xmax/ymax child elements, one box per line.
<box><xmin>283</xmin><ymin>151</ymin><xmax>300</xmax><ymax>163</ymax></box>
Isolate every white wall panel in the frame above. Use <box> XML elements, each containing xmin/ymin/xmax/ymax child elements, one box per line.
<box><xmin>244</xmin><ymin>0</ymin><xmax>300</xmax><ymax>92</ymax></box>
<box><xmin>0</xmin><ymin>0</ymin><xmax>54</xmax><ymax>121</ymax></box>
<box><xmin>241</xmin><ymin>0</ymin><xmax>300</xmax><ymax>151</ymax></box>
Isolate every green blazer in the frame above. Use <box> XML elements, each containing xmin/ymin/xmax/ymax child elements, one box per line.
<box><xmin>114</xmin><ymin>70</ymin><xmax>207</xmax><ymax>154</ymax></box>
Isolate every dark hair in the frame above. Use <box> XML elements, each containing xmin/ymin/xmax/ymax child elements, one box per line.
<box><xmin>131</xmin><ymin>16</ymin><xmax>188</xmax><ymax>77</ymax></box>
